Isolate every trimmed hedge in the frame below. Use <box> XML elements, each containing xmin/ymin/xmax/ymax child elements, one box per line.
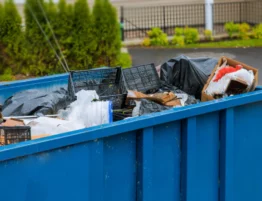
<box><xmin>0</xmin><ymin>0</ymin><xmax>124</xmax><ymax>77</ymax></box>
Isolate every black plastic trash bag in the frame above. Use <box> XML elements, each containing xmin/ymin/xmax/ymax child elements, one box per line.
<box><xmin>158</xmin><ymin>82</ymin><xmax>198</xmax><ymax>105</ymax></box>
<box><xmin>132</xmin><ymin>91</ymin><xmax>199</xmax><ymax>117</ymax></box>
<box><xmin>160</xmin><ymin>55</ymin><xmax>217</xmax><ymax>99</ymax></box>
<box><xmin>2</xmin><ymin>88</ymin><xmax>71</xmax><ymax>116</ymax></box>
<box><xmin>132</xmin><ymin>99</ymin><xmax>171</xmax><ymax>117</ymax></box>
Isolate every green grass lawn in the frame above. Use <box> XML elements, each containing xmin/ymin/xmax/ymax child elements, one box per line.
<box><xmin>169</xmin><ymin>39</ymin><xmax>262</xmax><ymax>49</ymax></box>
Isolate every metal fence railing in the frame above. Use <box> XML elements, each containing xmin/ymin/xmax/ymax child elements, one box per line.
<box><xmin>120</xmin><ymin>1</ymin><xmax>262</xmax><ymax>40</ymax></box>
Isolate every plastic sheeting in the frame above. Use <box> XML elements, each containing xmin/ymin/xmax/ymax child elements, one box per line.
<box><xmin>160</xmin><ymin>55</ymin><xmax>218</xmax><ymax>99</ymax></box>
<box><xmin>58</xmin><ymin>90</ymin><xmax>112</xmax><ymax>128</ymax></box>
<box><xmin>157</xmin><ymin>82</ymin><xmax>198</xmax><ymax>105</ymax></box>
<box><xmin>26</xmin><ymin>90</ymin><xmax>112</xmax><ymax>136</ymax></box>
<box><xmin>132</xmin><ymin>88</ymin><xmax>199</xmax><ymax>117</ymax></box>
<box><xmin>132</xmin><ymin>99</ymin><xmax>171</xmax><ymax>117</ymax></box>
<box><xmin>26</xmin><ymin>117</ymin><xmax>85</xmax><ymax>136</ymax></box>
<box><xmin>2</xmin><ymin>88</ymin><xmax>71</xmax><ymax>116</ymax></box>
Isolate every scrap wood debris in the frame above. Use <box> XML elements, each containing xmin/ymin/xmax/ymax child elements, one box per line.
<box><xmin>127</xmin><ymin>90</ymin><xmax>182</xmax><ymax>107</ymax></box>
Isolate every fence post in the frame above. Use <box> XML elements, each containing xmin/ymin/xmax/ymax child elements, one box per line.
<box><xmin>205</xmin><ymin>0</ymin><xmax>214</xmax><ymax>32</ymax></box>
<box><xmin>240</xmin><ymin>2</ymin><xmax>242</xmax><ymax>23</ymax></box>
<box><xmin>120</xmin><ymin>6</ymin><xmax>125</xmax><ymax>41</ymax></box>
<box><xmin>163</xmin><ymin>6</ymin><xmax>167</xmax><ymax>33</ymax></box>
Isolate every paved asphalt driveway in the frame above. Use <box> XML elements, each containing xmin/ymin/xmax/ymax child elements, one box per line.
<box><xmin>128</xmin><ymin>47</ymin><xmax>262</xmax><ymax>85</ymax></box>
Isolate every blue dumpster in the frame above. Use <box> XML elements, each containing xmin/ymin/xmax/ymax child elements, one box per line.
<box><xmin>0</xmin><ymin>74</ymin><xmax>262</xmax><ymax>201</ymax></box>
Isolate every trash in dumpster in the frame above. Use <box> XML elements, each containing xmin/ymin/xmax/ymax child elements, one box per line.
<box><xmin>132</xmin><ymin>99</ymin><xmax>171</xmax><ymax>117</ymax></box>
<box><xmin>0</xmin><ymin>115</ymin><xmax>31</xmax><ymax>146</ymax></box>
<box><xmin>202</xmin><ymin>56</ymin><xmax>258</xmax><ymax>101</ymax></box>
<box><xmin>127</xmin><ymin>90</ymin><xmax>182</xmax><ymax>106</ymax></box>
<box><xmin>113</xmin><ymin>109</ymin><xmax>133</xmax><ymax>121</ymax></box>
<box><xmin>129</xmin><ymin>88</ymin><xmax>197</xmax><ymax>117</ymax></box>
<box><xmin>0</xmin><ymin>55</ymin><xmax>258</xmax><ymax>145</ymax></box>
<box><xmin>121</xmin><ymin>62</ymin><xmax>198</xmax><ymax>118</ymax></box>
<box><xmin>158</xmin><ymin>83</ymin><xmax>199</xmax><ymax>106</ymax></box>
<box><xmin>31</xmin><ymin>134</ymin><xmax>50</xmax><ymax>140</ymax></box>
<box><xmin>160</xmin><ymin>55</ymin><xmax>218</xmax><ymax>99</ymax></box>
<box><xmin>25</xmin><ymin>117</ymin><xmax>85</xmax><ymax>136</ymax></box>
<box><xmin>2</xmin><ymin>88</ymin><xmax>71</xmax><ymax>117</ymax></box>
<box><xmin>68</xmin><ymin>67</ymin><xmax>127</xmax><ymax>109</ymax></box>
<box><xmin>58</xmin><ymin>90</ymin><xmax>112</xmax><ymax>127</ymax></box>
<box><xmin>24</xmin><ymin>90</ymin><xmax>112</xmax><ymax>137</ymax></box>
<box><xmin>0</xmin><ymin>125</ymin><xmax>31</xmax><ymax>146</ymax></box>
<box><xmin>122</xmin><ymin>63</ymin><xmax>161</xmax><ymax>93</ymax></box>
<box><xmin>2</xmin><ymin>118</ymin><xmax>25</xmax><ymax>126</ymax></box>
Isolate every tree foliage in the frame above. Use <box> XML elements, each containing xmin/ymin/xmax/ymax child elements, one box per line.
<box><xmin>72</xmin><ymin>0</ymin><xmax>96</xmax><ymax>69</ymax></box>
<box><xmin>0</xmin><ymin>0</ymin><xmax>23</xmax><ymax>74</ymax></box>
<box><xmin>0</xmin><ymin>0</ymin><xmax>126</xmax><ymax>77</ymax></box>
<box><xmin>93</xmin><ymin>0</ymin><xmax>121</xmax><ymax>66</ymax></box>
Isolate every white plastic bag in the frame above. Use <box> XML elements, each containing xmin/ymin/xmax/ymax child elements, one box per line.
<box><xmin>27</xmin><ymin>90</ymin><xmax>112</xmax><ymax>136</ymax></box>
<box><xmin>27</xmin><ymin>117</ymin><xmax>85</xmax><ymax>136</ymax></box>
<box><xmin>59</xmin><ymin>90</ymin><xmax>112</xmax><ymax>127</ymax></box>
<box><xmin>206</xmin><ymin>69</ymin><xmax>254</xmax><ymax>96</ymax></box>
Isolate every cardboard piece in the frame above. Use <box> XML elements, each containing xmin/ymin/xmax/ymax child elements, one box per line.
<box><xmin>201</xmin><ymin>56</ymin><xmax>258</xmax><ymax>102</ymax></box>
<box><xmin>0</xmin><ymin>135</ymin><xmax>5</xmax><ymax>146</ymax></box>
<box><xmin>127</xmin><ymin>91</ymin><xmax>177</xmax><ymax>104</ymax></box>
<box><xmin>127</xmin><ymin>91</ymin><xmax>181</xmax><ymax>107</ymax></box>
<box><xmin>164</xmin><ymin>99</ymin><xmax>182</xmax><ymax>107</ymax></box>
<box><xmin>1</xmin><ymin>118</ymin><xmax>25</xmax><ymax>127</ymax></box>
<box><xmin>32</xmin><ymin>134</ymin><xmax>50</xmax><ymax>140</ymax></box>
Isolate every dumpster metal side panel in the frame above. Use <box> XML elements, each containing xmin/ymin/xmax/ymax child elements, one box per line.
<box><xmin>220</xmin><ymin>101</ymin><xmax>262</xmax><ymax>201</ymax></box>
<box><xmin>0</xmin><ymin>76</ymin><xmax>262</xmax><ymax>201</ymax></box>
<box><xmin>181</xmin><ymin>112</ymin><xmax>219</xmax><ymax>201</ymax></box>
<box><xmin>0</xmin><ymin>132</ymin><xmax>137</xmax><ymax>201</ymax></box>
<box><xmin>0</xmin><ymin>74</ymin><xmax>68</xmax><ymax>104</ymax></box>
<box><xmin>0</xmin><ymin>125</ymin><xmax>183</xmax><ymax>201</ymax></box>
<box><xmin>136</xmin><ymin>122</ymin><xmax>181</xmax><ymax>201</ymax></box>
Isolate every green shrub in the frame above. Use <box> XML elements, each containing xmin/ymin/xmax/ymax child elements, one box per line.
<box><xmin>184</xmin><ymin>27</ymin><xmax>199</xmax><ymax>44</ymax></box>
<box><xmin>172</xmin><ymin>36</ymin><xmax>185</xmax><ymax>47</ymax></box>
<box><xmin>147</xmin><ymin>27</ymin><xmax>168</xmax><ymax>46</ymax></box>
<box><xmin>53</xmin><ymin>0</ymin><xmax>74</xmax><ymax>69</ymax></box>
<box><xmin>0</xmin><ymin>0</ymin><xmax>22</xmax><ymax>42</ymax></box>
<box><xmin>239</xmin><ymin>23</ymin><xmax>250</xmax><ymax>39</ymax></box>
<box><xmin>24</xmin><ymin>0</ymin><xmax>56</xmax><ymax>75</ymax></box>
<box><xmin>224</xmin><ymin>22</ymin><xmax>240</xmax><ymax>38</ymax></box>
<box><xmin>0</xmin><ymin>74</ymin><xmax>14</xmax><ymax>81</ymax></box>
<box><xmin>253</xmin><ymin>24</ymin><xmax>262</xmax><ymax>39</ymax></box>
<box><xmin>147</xmin><ymin>27</ymin><xmax>162</xmax><ymax>38</ymax></box>
<box><xmin>113</xmin><ymin>53</ymin><xmax>132</xmax><ymax>68</ymax></box>
<box><xmin>174</xmin><ymin>27</ymin><xmax>184</xmax><ymax>36</ymax></box>
<box><xmin>0</xmin><ymin>68</ymin><xmax>14</xmax><ymax>81</ymax></box>
<box><xmin>0</xmin><ymin>4</ymin><xmax>3</xmax><ymax>38</ymax></box>
<box><xmin>72</xmin><ymin>0</ymin><xmax>95</xmax><ymax>69</ymax></box>
<box><xmin>0</xmin><ymin>0</ymin><xmax>129</xmax><ymax>76</ymax></box>
<box><xmin>0</xmin><ymin>0</ymin><xmax>24</xmax><ymax>74</ymax></box>
<box><xmin>142</xmin><ymin>38</ymin><xmax>151</xmax><ymax>47</ymax></box>
<box><xmin>204</xmin><ymin>29</ymin><xmax>213</xmax><ymax>41</ymax></box>
<box><xmin>93</xmin><ymin>0</ymin><xmax>121</xmax><ymax>67</ymax></box>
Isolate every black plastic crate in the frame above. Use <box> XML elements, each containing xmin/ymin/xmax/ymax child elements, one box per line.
<box><xmin>68</xmin><ymin>67</ymin><xmax>127</xmax><ymax>109</ymax></box>
<box><xmin>122</xmin><ymin>63</ymin><xmax>161</xmax><ymax>93</ymax></box>
<box><xmin>0</xmin><ymin>126</ymin><xmax>31</xmax><ymax>146</ymax></box>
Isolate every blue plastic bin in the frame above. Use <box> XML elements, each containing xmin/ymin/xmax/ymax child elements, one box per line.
<box><xmin>0</xmin><ymin>74</ymin><xmax>262</xmax><ymax>201</ymax></box>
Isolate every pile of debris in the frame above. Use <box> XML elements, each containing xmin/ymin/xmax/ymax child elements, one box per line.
<box><xmin>202</xmin><ymin>56</ymin><xmax>258</xmax><ymax>101</ymax></box>
<box><xmin>0</xmin><ymin>55</ymin><xmax>258</xmax><ymax>146</ymax></box>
